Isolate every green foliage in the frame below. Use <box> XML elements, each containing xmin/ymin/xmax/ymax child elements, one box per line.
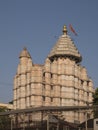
<box><xmin>93</xmin><ymin>88</ymin><xmax>98</xmax><ymax>118</ymax></box>
<box><xmin>9</xmin><ymin>100</ymin><xmax>13</xmax><ymax>104</ymax></box>
<box><xmin>93</xmin><ymin>88</ymin><xmax>98</xmax><ymax>105</ymax></box>
<box><xmin>0</xmin><ymin>107</ymin><xmax>11</xmax><ymax>130</ymax></box>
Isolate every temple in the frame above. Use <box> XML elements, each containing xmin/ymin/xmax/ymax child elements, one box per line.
<box><xmin>13</xmin><ymin>25</ymin><xmax>94</xmax><ymax>123</ymax></box>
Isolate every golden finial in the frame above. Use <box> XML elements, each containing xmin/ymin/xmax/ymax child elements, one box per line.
<box><xmin>62</xmin><ymin>25</ymin><xmax>67</xmax><ymax>35</ymax></box>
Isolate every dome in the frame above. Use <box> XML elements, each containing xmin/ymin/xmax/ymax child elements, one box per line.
<box><xmin>19</xmin><ymin>47</ymin><xmax>31</xmax><ymax>58</ymax></box>
<box><xmin>48</xmin><ymin>26</ymin><xmax>82</xmax><ymax>63</ymax></box>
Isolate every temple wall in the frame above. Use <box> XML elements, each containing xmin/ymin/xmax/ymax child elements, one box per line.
<box><xmin>13</xmin><ymin>41</ymin><xmax>94</xmax><ymax>123</ymax></box>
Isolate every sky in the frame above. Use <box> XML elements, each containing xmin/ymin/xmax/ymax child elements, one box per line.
<box><xmin>0</xmin><ymin>0</ymin><xmax>98</xmax><ymax>103</ymax></box>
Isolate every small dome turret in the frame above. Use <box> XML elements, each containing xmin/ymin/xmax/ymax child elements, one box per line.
<box><xmin>19</xmin><ymin>47</ymin><xmax>31</xmax><ymax>59</ymax></box>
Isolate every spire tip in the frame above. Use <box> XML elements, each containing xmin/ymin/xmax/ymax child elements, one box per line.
<box><xmin>62</xmin><ymin>25</ymin><xmax>67</xmax><ymax>35</ymax></box>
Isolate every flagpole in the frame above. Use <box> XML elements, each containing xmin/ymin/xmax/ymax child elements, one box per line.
<box><xmin>69</xmin><ymin>24</ymin><xmax>78</xmax><ymax>36</ymax></box>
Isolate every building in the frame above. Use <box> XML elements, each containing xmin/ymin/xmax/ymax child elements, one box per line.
<box><xmin>78</xmin><ymin>118</ymin><xmax>98</xmax><ymax>130</ymax></box>
<box><xmin>13</xmin><ymin>25</ymin><xmax>94</xmax><ymax>123</ymax></box>
<box><xmin>0</xmin><ymin>103</ymin><xmax>13</xmax><ymax>110</ymax></box>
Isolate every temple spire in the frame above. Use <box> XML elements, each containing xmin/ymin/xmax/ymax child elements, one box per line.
<box><xmin>62</xmin><ymin>25</ymin><xmax>67</xmax><ymax>35</ymax></box>
<box><xmin>48</xmin><ymin>25</ymin><xmax>82</xmax><ymax>63</ymax></box>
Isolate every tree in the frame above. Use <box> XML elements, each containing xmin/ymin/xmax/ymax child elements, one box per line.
<box><xmin>0</xmin><ymin>107</ymin><xmax>11</xmax><ymax>130</ymax></box>
<box><xmin>93</xmin><ymin>87</ymin><xmax>98</xmax><ymax>118</ymax></box>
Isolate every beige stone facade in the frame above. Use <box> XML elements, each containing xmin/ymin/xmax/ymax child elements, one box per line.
<box><xmin>13</xmin><ymin>26</ymin><xmax>94</xmax><ymax>123</ymax></box>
